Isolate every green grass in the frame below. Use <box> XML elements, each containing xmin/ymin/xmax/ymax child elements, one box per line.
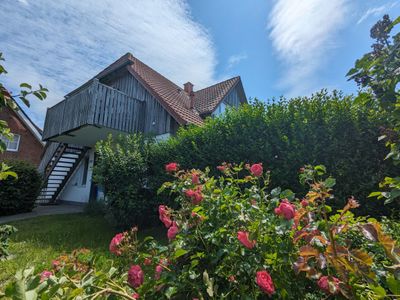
<box><xmin>0</xmin><ymin>213</ymin><xmax>165</xmax><ymax>287</ymax></box>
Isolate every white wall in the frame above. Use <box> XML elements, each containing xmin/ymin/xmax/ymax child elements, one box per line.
<box><xmin>58</xmin><ymin>148</ymin><xmax>95</xmax><ymax>203</ymax></box>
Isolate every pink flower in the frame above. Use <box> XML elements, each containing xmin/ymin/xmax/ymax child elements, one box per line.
<box><xmin>300</xmin><ymin>199</ymin><xmax>309</xmax><ymax>207</ymax></box>
<box><xmin>52</xmin><ymin>260</ymin><xmax>60</xmax><ymax>269</ymax></box>
<box><xmin>144</xmin><ymin>258</ymin><xmax>152</xmax><ymax>266</ymax></box>
<box><xmin>318</xmin><ymin>276</ymin><xmax>340</xmax><ymax>294</ymax></box>
<box><xmin>165</xmin><ymin>162</ymin><xmax>178</xmax><ymax>173</ymax></box>
<box><xmin>274</xmin><ymin>199</ymin><xmax>296</xmax><ymax>220</ymax></box>
<box><xmin>159</xmin><ymin>205</ymin><xmax>173</xmax><ymax>228</ymax></box>
<box><xmin>185</xmin><ymin>187</ymin><xmax>203</xmax><ymax>205</ymax></box>
<box><xmin>128</xmin><ymin>265</ymin><xmax>144</xmax><ymax>288</ymax></box>
<box><xmin>192</xmin><ymin>173</ymin><xmax>200</xmax><ymax>184</ymax></box>
<box><xmin>250</xmin><ymin>163</ymin><xmax>263</xmax><ymax>177</ymax></box>
<box><xmin>155</xmin><ymin>265</ymin><xmax>163</xmax><ymax>280</ymax></box>
<box><xmin>109</xmin><ymin>233</ymin><xmax>124</xmax><ymax>256</ymax></box>
<box><xmin>256</xmin><ymin>270</ymin><xmax>275</xmax><ymax>295</ymax></box>
<box><xmin>40</xmin><ymin>270</ymin><xmax>52</xmax><ymax>282</ymax></box>
<box><xmin>132</xmin><ymin>293</ymin><xmax>140</xmax><ymax>299</ymax></box>
<box><xmin>167</xmin><ymin>221</ymin><xmax>179</xmax><ymax>240</ymax></box>
<box><xmin>237</xmin><ymin>231</ymin><xmax>256</xmax><ymax>249</ymax></box>
<box><xmin>217</xmin><ymin>165</ymin><xmax>226</xmax><ymax>172</ymax></box>
<box><xmin>228</xmin><ymin>275</ymin><xmax>236</xmax><ymax>282</ymax></box>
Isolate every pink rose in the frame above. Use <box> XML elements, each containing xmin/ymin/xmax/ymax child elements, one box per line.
<box><xmin>132</xmin><ymin>293</ymin><xmax>140</xmax><ymax>299</ymax></box>
<box><xmin>155</xmin><ymin>265</ymin><xmax>163</xmax><ymax>280</ymax></box>
<box><xmin>167</xmin><ymin>221</ymin><xmax>179</xmax><ymax>240</ymax></box>
<box><xmin>40</xmin><ymin>270</ymin><xmax>52</xmax><ymax>282</ymax></box>
<box><xmin>128</xmin><ymin>265</ymin><xmax>144</xmax><ymax>288</ymax></box>
<box><xmin>300</xmin><ymin>199</ymin><xmax>309</xmax><ymax>207</ymax></box>
<box><xmin>192</xmin><ymin>173</ymin><xmax>200</xmax><ymax>184</ymax></box>
<box><xmin>274</xmin><ymin>199</ymin><xmax>296</xmax><ymax>220</ymax></box>
<box><xmin>318</xmin><ymin>276</ymin><xmax>340</xmax><ymax>294</ymax></box>
<box><xmin>256</xmin><ymin>270</ymin><xmax>275</xmax><ymax>295</ymax></box>
<box><xmin>237</xmin><ymin>231</ymin><xmax>256</xmax><ymax>249</ymax></box>
<box><xmin>109</xmin><ymin>233</ymin><xmax>124</xmax><ymax>256</ymax></box>
<box><xmin>250</xmin><ymin>163</ymin><xmax>263</xmax><ymax>177</ymax></box>
<box><xmin>185</xmin><ymin>187</ymin><xmax>203</xmax><ymax>205</ymax></box>
<box><xmin>165</xmin><ymin>162</ymin><xmax>178</xmax><ymax>173</ymax></box>
<box><xmin>159</xmin><ymin>205</ymin><xmax>172</xmax><ymax>228</ymax></box>
<box><xmin>217</xmin><ymin>165</ymin><xmax>226</xmax><ymax>172</ymax></box>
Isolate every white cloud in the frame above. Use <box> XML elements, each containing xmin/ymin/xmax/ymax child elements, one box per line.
<box><xmin>357</xmin><ymin>2</ymin><xmax>398</xmax><ymax>25</ymax></box>
<box><xmin>0</xmin><ymin>0</ymin><xmax>217</xmax><ymax>127</ymax></box>
<box><xmin>268</xmin><ymin>0</ymin><xmax>349</xmax><ymax>96</ymax></box>
<box><xmin>227</xmin><ymin>53</ymin><xmax>248</xmax><ymax>69</ymax></box>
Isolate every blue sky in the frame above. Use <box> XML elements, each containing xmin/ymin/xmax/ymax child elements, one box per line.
<box><xmin>1</xmin><ymin>0</ymin><xmax>400</xmax><ymax>127</ymax></box>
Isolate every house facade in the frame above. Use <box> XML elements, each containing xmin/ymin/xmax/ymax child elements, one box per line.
<box><xmin>38</xmin><ymin>53</ymin><xmax>247</xmax><ymax>204</ymax></box>
<box><xmin>0</xmin><ymin>104</ymin><xmax>44</xmax><ymax>166</ymax></box>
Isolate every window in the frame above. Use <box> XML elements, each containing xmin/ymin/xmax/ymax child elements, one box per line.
<box><xmin>0</xmin><ymin>134</ymin><xmax>21</xmax><ymax>152</ymax></box>
<box><xmin>212</xmin><ymin>102</ymin><xmax>227</xmax><ymax>117</ymax></box>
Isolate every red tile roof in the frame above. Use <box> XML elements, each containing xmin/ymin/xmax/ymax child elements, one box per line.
<box><xmin>194</xmin><ymin>76</ymin><xmax>241</xmax><ymax>115</ymax></box>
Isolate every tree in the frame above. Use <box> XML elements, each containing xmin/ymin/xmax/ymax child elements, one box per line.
<box><xmin>0</xmin><ymin>51</ymin><xmax>48</xmax><ymax>179</ymax></box>
<box><xmin>347</xmin><ymin>14</ymin><xmax>400</xmax><ymax>204</ymax></box>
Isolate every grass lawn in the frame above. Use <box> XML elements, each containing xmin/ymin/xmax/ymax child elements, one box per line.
<box><xmin>0</xmin><ymin>213</ymin><xmax>164</xmax><ymax>288</ymax></box>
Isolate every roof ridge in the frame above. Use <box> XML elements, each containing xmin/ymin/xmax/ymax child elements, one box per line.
<box><xmin>194</xmin><ymin>76</ymin><xmax>240</xmax><ymax>93</ymax></box>
<box><xmin>132</xmin><ymin>56</ymin><xmax>185</xmax><ymax>92</ymax></box>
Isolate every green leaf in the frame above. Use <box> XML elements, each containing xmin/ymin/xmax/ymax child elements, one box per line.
<box><xmin>368</xmin><ymin>191</ymin><xmax>382</xmax><ymax>198</ymax></box>
<box><xmin>20</xmin><ymin>83</ymin><xmax>32</xmax><ymax>89</ymax></box>
<box><xmin>324</xmin><ymin>177</ymin><xmax>336</xmax><ymax>188</ymax></box>
<box><xmin>387</xmin><ymin>275</ymin><xmax>400</xmax><ymax>295</ymax></box>
<box><xmin>165</xmin><ymin>286</ymin><xmax>177</xmax><ymax>299</ymax></box>
<box><xmin>280</xmin><ymin>189</ymin><xmax>295</xmax><ymax>201</ymax></box>
<box><xmin>174</xmin><ymin>248</ymin><xmax>188</xmax><ymax>259</ymax></box>
<box><xmin>314</xmin><ymin>165</ymin><xmax>326</xmax><ymax>175</ymax></box>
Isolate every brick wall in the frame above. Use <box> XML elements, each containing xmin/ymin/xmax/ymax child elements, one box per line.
<box><xmin>0</xmin><ymin>107</ymin><xmax>44</xmax><ymax>166</ymax></box>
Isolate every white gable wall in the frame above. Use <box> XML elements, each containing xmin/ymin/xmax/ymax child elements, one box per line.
<box><xmin>58</xmin><ymin>148</ymin><xmax>95</xmax><ymax>203</ymax></box>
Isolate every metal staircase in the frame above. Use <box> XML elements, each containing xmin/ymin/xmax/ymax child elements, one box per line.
<box><xmin>37</xmin><ymin>143</ymin><xmax>88</xmax><ymax>204</ymax></box>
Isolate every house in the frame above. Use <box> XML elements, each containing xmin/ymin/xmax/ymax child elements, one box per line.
<box><xmin>37</xmin><ymin>53</ymin><xmax>247</xmax><ymax>204</ymax></box>
<box><xmin>0</xmin><ymin>103</ymin><xmax>44</xmax><ymax>166</ymax></box>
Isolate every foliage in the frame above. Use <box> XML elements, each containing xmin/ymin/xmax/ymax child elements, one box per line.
<box><xmin>0</xmin><ymin>51</ymin><xmax>47</xmax><ymax>179</ymax></box>
<box><xmin>0</xmin><ymin>225</ymin><xmax>17</xmax><ymax>260</ymax></box>
<box><xmin>93</xmin><ymin>134</ymin><xmax>156</xmax><ymax>229</ymax></box>
<box><xmin>0</xmin><ymin>160</ymin><xmax>42</xmax><ymax>216</ymax></box>
<box><xmin>6</xmin><ymin>164</ymin><xmax>400</xmax><ymax>299</ymax></box>
<box><xmin>347</xmin><ymin>14</ymin><xmax>400</xmax><ymax>205</ymax></box>
<box><xmin>150</xmin><ymin>92</ymin><xmax>395</xmax><ymax>217</ymax></box>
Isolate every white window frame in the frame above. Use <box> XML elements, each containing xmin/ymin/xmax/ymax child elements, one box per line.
<box><xmin>0</xmin><ymin>134</ymin><xmax>21</xmax><ymax>152</ymax></box>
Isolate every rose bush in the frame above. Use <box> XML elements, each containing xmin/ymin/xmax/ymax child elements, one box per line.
<box><xmin>5</xmin><ymin>164</ymin><xmax>400</xmax><ymax>299</ymax></box>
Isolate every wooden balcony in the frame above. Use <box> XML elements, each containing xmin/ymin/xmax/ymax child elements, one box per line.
<box><xmin>42</xmin><ymin>79</ymin><xmax>145</xmax><ymax>146</ymax></box>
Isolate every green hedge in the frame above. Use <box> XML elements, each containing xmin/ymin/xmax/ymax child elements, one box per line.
<box><xmin>95</xmin><ymin>91</ymin><xmax>396</xmax><ymax>228</ymax></box>
<box><xmin>149</xmin><ymin>91</ymin><xmax>396</xmax><ymax>217</ymax></box>
<box><xmin>0</xmin><ymin>160</ymin><xmax>42</xmax><ymax>216</ymax></box>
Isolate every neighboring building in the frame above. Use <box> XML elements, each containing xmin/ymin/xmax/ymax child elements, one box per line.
<box><xmin>38</xmin><ymin>53</ymin><xmax>247</xmax><ymax>204</ymax></box>
<box><xmin>0</xmin><ymin>104</ymin><xmax>44</xmax><ymax>166</ymax></box>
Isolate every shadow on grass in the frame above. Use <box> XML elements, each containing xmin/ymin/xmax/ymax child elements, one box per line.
<box><xmin>0</xmin><ymin>213</ymin><xmax>166</xmax><ymax>287</ymax></box>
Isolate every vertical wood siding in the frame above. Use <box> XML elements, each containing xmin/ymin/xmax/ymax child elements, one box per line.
<box><xmin>222</xmin><ymin>84</ymin><xmax>242</xmax><ymax>107</ymax></box>
<box><xmin>109</xmin><ymin>73</ymin><xmax>178</xmax><ymax>135</ymax></box>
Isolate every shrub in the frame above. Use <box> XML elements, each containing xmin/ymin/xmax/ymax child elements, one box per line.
<box><xmin>93</xmin><ymin>134</ymin><xmax>156</xmax><ymax>229</ymax></box>
<box><xmin>0</xmin><ymin>160</ymin><xmax>42</xmax><ymax>216</ymax></box>
<box><xmin>150</xmin><ymin>91</ymin><xmax>396</xmax><ymax>217</ymax></box>
<box><xmin>7</xmin><ymin>164</ymin><xmax>400</xmax><ymax>299</ymax></box>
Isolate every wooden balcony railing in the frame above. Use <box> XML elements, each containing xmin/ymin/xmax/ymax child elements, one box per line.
<box><xmin>42</xmin><ymin>79</ymin><xmax>145</xmax><ymax>140</ymax></box>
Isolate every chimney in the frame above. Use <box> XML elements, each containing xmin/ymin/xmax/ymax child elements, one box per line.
<box><xmin>183</xmin><ymin>82</ymin><xmax>194</xmax><ymax>94</ymax></box>
<box><xmin>189</xmin><ymin>91</ymin><xmax>195</xmax><ymax>109</ymax></box>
